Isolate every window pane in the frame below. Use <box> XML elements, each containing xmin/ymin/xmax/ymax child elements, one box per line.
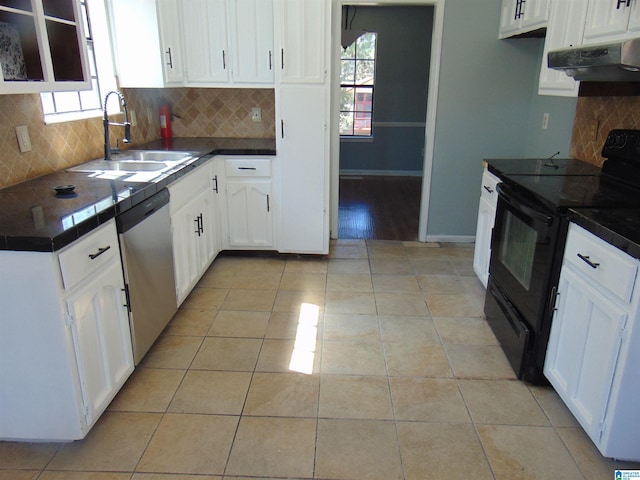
<box><xmin>340</xmin><ymin>87</ymin><xmax>355</xmax><ymax>112</ymax></box>
<box><xmin>340</xmin><ymin>59</ymin><xmax>355</xmax><ymax>84</ymax></box>
<box><xmin>342</xmin><ymin>42</ymin><xmax>355</xmax><ymax>59</ymax></box>
<box><xmin>355</xmin><ymin>87</ymin><xmax>373</xmax><ymax>112</ymax></box>
<box><xmin>357</xmin><ymin>33</ymin><xmax>376</xmax><ymax>59</ymax></box>
<box><xmin>41</xmin><ymin>92</ymin><xmax>55</xmax><ymax>115</ymax></box>
<box><xmin>53</xmin><ymin>91</ymin><xmax>81</xmax><ymax>113</ymax></box>
<box><xmin>340</xmin><ymin>112</ymin><xmax>354</xmax><ymax>136</ymax></box>
<box><xmin>354</xmin><ymin>113</ymin><xmax>371</xmax><ymax>136</ymax></box>
<box><xmin>79</xmin><ymin>79</ymin><xmax>101</xmax><ymax>110</ymax></box>
<box><xmin>356</xmin><ymin>59</ymin><xmax>375</xmax><ymax>85</ymax></box>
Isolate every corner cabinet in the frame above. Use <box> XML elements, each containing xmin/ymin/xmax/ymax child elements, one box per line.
<box><xmin>169</xmin><ymin>158</ymin><xmax>220</xmax><ymax>305</ymax></box>
<box><xmin>0</xmin><ymin>221</ymin><xmax>134</xmax><ymax>441</ymax></box>
<box><xmin>0</xmin><ymin>0</ymin><xmax>91</xmax><ymax>93</ymax></box>
<box><xmin>544</xmin><ymin>222</ymin><xmax>640</xmax><ymax>461</ymax></box>
<box><xmin>472</xmin><ymin>168</ymin><xmax>500</xmax><ymax>288</ymax></box>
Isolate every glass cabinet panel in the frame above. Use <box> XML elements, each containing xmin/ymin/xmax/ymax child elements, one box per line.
<box><xmin>47</xmin><ymin>19</ymin><xmax>83</xmax><ymax>81</ymax></box>
<box><xmin>0</xmin><ymin>10</ymin><xmax>44</xmax><ymax>82</ymax></box>
<box><xmin>42</xmin><ymin>0</ymin><xmax>75</xmax><ymax>22</ymax></box>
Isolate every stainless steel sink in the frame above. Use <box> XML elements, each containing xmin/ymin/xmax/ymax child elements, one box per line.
<box><xmin>67</xmin><ymin>150</ymin><xmax>196</xmax><ymax>174</ymax></box>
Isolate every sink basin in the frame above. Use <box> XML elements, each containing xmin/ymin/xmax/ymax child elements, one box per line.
<box><xmin>70</xmin><ymin>160</ymin><xmax>168</xmax><ymax>173</ymax></box>
<box><xmin>67</xmin><ymin>150</ymin><xmax>196</xmax><ymax>174</ymax></box>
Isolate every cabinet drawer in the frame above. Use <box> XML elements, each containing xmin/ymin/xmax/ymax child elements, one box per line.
<box><xmin>564</xmin><ymin>223</ymin><xmax>638</xmax><ymax>303</ymax></box>
<box><xmin>169</xmin><ymin>161</ymin><xmax>212</xmax><ymax>213</ymax></box>
<box><xmin>480</xmin><ymin>169</ymin><xmax>500</xmax><ymax>203</ymax></box>
<box><xmin>58</xmin><ymin>221</ymin><xmax>120</xmax><ymax>291</ymax></box>
<box><xmin>225</xmin><ymin>158</ymin><xmax>271</xmax><ymax>177</ymax></box>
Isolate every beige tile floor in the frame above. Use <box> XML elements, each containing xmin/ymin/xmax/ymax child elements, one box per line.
<box><xmin>2</xmin><ymin>240</ymin><xmax>640</xmax><ymax>480</ymax></box>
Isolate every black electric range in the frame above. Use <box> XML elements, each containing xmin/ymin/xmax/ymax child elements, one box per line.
<box><xmin>484</xmin><ymin>130</ymin><xmax>640</xmax><ymax>384</ymax></box>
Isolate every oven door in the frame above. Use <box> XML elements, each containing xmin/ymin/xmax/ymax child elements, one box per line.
<box><xmin>489</xmin><ymin>182</ymin><xmax>560</xmax><ymax>333</ymax></box>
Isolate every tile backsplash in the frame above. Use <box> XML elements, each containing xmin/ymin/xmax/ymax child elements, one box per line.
<box><xmin>570</xmin><ymin>95</ymin><xmax>640</xmax><ymax>166</ymax></box>
<box><xmin>0</xmin><ymin>88</ymin><xmax>275</xmax><ymax>190</ymax></box>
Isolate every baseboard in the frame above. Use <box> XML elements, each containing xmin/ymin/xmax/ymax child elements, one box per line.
<box><xmin>425</xmin><ymin>235</ymin><xmax>475</xmax><ymax>243</ymax></box>
<box><xmin>339</xmin><ymin>169</ymin><xmax>423</xmax><ymax>177</ymax></box>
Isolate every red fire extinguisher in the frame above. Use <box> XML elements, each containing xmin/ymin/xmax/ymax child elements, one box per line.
<box><xmin>159</xmin><ymin>103</ymin><xmax>172</xmax><ymax>139</ymax></box>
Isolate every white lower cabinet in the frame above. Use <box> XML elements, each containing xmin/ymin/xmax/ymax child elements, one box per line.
<box><xmin>472</xmin><ymin>168</ymin><xmax>500</xmax><ymax>287</ymax></box>
<box><xmin>169</xmin><ymin>160</ymin><xmax>219</xmax><ymax>305</ymax></box>
<box><xmin>0</xmin><ymin>220</ymin><xmax>134</xmax><ymax>441</ymax></box>
<box><xmin>544</xmin><ymin>222</ymin><xmax>640</xmax><ymax>461</ymax></box>
<box><xmin>219</xmin><ymin>157</ymin><xmax>274</xmax><ymax>249</ymax></box>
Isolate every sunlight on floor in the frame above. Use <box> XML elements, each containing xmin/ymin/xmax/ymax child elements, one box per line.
<box><xmin>288</xmin><ymin>302</ymin><xmax>319</xmax><ymax>375</ymax></box>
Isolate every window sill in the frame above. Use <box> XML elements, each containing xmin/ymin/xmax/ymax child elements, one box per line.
<box><xmin>340</xmin><ymin>136</ymin><xmax>374</xmax><ymax>143</ymax></box>
<box><xmin>43</xmin><ymin>109</ymin><xmax>103</xmax><ymax>125</ymax></box>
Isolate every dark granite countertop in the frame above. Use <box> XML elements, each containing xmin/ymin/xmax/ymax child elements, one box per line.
<box><xmin>485</xmin><ymin>157</ymin><xmax>601</xmax><ymax>177</ymax></box>
<box><xmin>569</xmin><ymin>208</ymin><xmax>640</xmax><ymax>261</ymax></box>
<box><xmin>0</xmin><ymin>137</ymin><xmax>276</xmax><ymax>252</ymax></box>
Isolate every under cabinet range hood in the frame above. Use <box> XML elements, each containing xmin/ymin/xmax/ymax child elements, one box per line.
<box><xmin>548</xmin><ymin>38</ymin><xmax>640</xmax><ymax>81</ymax></box>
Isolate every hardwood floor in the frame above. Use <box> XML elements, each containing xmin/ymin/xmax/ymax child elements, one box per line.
<box><xmin>338</xmin><ymin>175</ymin><xmax>422</xmax><ymax>241</ymax></box>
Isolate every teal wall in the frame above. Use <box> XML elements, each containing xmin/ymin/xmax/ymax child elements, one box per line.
<box><xmin>426</xmin><ymin>0</ymin><xmax>577</xmax><ymax>239</ymax></box>
<box><xmin>339</xmin><ymin>6</ymin><xmax>434</xmax><ymax>173</ymax></box>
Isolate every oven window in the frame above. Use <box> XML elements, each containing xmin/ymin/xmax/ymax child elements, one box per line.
<box><xmin>497</xmin><ymin>210</ymin><xmax>537</xmax><ymax>290</ymax></box>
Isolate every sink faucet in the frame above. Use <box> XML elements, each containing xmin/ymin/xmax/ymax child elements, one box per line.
<box><xmin>103</xmin><ymin>90</ymin><xmax>131</xmax><ymax>160</ymax></box>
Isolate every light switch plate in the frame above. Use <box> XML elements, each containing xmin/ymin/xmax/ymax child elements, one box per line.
<box><xmin>15</xmin><ymin>125</ymin><xmax>32</xmax><ymax>152</ymax></box>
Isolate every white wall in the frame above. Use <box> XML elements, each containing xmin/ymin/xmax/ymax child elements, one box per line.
<box><xmin>425</xmin><ymin>0</ymin><xmax>577</xmax><ymax>240</ymax></box>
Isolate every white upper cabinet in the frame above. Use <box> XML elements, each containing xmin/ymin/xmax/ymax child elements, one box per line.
<box><xmin>228</xmin><ymin>0</ymin><xmax>274</xmax><ymax>84</ymax></box>
<box><xmin>109</xmin><ymin>0</ymin><xmax>182</xmax><ymax>87</ymax></box>
<box><xmin>157</xmin><ymin>0</ymin><xmax>184</xmax><ymax>84</ymax></box>
<box><xmin>583</xmin><ymin>0</ymin><xmax>640</xmax><ymax>44</ymax></box>
<box><xmin>181</xmin><ymin>0</ymin><xmax>229</xmax><ymax>84</ymax></box>
<box><xmin>499</xmin><ymin>0</ymin><xmax>550</xmax><ymax>39</ymax></box>
<box><xmin>538</xmin><ymin>0</ymin><xmax>589</xmax><ymax>96</ymax></box>
<box><xmin>274</xmin><ymin>0</ymin><xmax>327</xmax><ymax>84</ymax></box>
<box><xmin>0</xmin><ymin>0</ymin><xmax>91</xmax><ymax>93</ymax></box>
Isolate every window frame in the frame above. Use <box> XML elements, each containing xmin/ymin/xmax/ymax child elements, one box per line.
<box><xmin>41</xmin><ymin>0</ymin><xmax>117</xmax><ymax>124</ymax></box>
<box><xmin>339</xmin><ymin>32</ymin><xmax>377</xmax><ymax>138</ymax></box>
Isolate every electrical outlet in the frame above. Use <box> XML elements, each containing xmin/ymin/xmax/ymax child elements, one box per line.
<box><xmin>15</xmin><ymin>125</ymin><xmax>32</xmax><ymax>152</ymax></box>
<box><xmin>251</xmin><ymin>107</ymin><xmax>262</xmax><ymax>122</ymax></box>
<box><xmin>129</xmin><ymin>109</ymin><xmax>137</xmax><ymax>127</ymax></box>
<box><xmin>542</xmin><ymin>113</ymin><xmax>549</xmax><ymax>130</ymax></box>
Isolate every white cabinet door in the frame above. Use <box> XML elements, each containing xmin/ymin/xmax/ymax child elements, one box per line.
<box><xmin>473</xmin><ymin>169</ymin><xmax>499</xmax><ymax>288</ymax></box>
<box><xmin>583</xmin><ymin>0</ymin><xmax>634</xmax><ymax>44</ymax></box>
<box><xmin>473</xmin><ymin>196</ymin><xmax>496</xmax><ymax>288</ymax></box>
<box><xmin>499</xmin><ymin>0</ymin><xmax>549</xmax><ymax>39</ymax></box>
<box><xmin>65</xmin><ymin>261</ymin><xmax>134</xmax><ymax>428</ymax></box>
<box><xmin>275</xmin><ymin>0</ymin><xmax>327</xmax><ymax>84</ymax></box>
<box><xmin>538</xmin><ymin>0</ymin><xmax>588</xmax><ymax>96</ymax></box>
<box><xmin>229</xmin><ymin>0</ymin><xmax>274</xmax><ymax>84</ymax></box>
<box><xmin>157</xmin><ymin>0</ymin><xmax>185</xmax><ymax>84</ymax></box>
<box><xmin>544</xmin><ymin>266</ymin><xmax>627</xmax><ymax>444</ymax></box>
<box><xmin>171</xmin><ymin>198</ymin><xmax>202</xmax><ymax>305</ymax></box>
<box><xmin>226</xmin><ymin>179</ymin><xmax>273</xmax><ymax>247</ymax></box>
<box><xmin>277</xmin><ymin>85</ymin><xmax>328</xmax><ymax>254</ymax></box>
<box><xmin>181</xmin><ymin>0</ymin><xmax>230</xmax><ymax>84</ymax></box>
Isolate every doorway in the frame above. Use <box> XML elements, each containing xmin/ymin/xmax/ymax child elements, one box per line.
<box><xmin>330</xmin><ymin>0</ymin><xmax>444</xmax><ymax>243</ymax></box>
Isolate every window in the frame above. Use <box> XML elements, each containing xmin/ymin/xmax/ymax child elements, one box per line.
<box><xmin>40</xmin><ymin>0</ymin><xmax>117</xmax><ymax>123</ymax></box>
<box><xmin>340</xmin><ymin>32</ymin><xmax>377</xmax><ymax>136</ymax></box>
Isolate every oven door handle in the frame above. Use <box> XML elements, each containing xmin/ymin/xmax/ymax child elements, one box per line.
<box><xmin>496</xmin><ymin>183</ymin><xmax>554</xmax><ymax>226</ymax></box>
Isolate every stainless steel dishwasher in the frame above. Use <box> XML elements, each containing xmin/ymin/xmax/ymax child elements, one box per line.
<box><xmin>116</xmin><ymin>188</ymin><xmax>177</xmax><ymax>364</ymax></box>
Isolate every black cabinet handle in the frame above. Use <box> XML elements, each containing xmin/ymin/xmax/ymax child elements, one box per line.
<box><xmin>577</xmin><ymin>253</ymin><xmax>600</xmax><ymax>269</ymax></box>
<box><xmin>281</xmin><ymin>48</ymin><xmax>285</xmax><ymax>70</ymax></box>
<box><xmin>238</xmin><ymin>167</ymin><xmax>257</xmax><ymax>170</ymax></box>
<box><xmin>269</xmin><ymin>50</ymin><xmax>272</xmax><ymax>70</ymax></box>
<box><xmin>617</xmin><ymin>0</ymin><xmax>631</xmax><ymax>8</ymax></box>
<box><xmin>166</xmin><ymin>48</ymin><xmax>173</xmax><ymax>68</ymax></box>
<box><xmin>222</xmin><ymin>50</ymin><xmax>227</xmax><ymax>69</ymax></box>
<box><xmin>213</xmin><ymin>175</ymin><xmax>218</xmax><ymax>193</ymax></box>
<box><xmin>281</xmin><ymin>119</ymin><xmax>285</xmax><ymax>139</ymax></box>
<box><xmin>89</xmin><ymin>245</ymin><xmax>111</xmax><ymax>260</ymax></box>
<box><xmin>194</xmin><ymin>216</ymin><xmax>201</xmax><ymax>236</ymax></box>
<box><xmin>483</xmin><ymin>185</ymin><xmax>494</xmax><ymax>194</ymax></box>
<box><xmin>266</xmin><ymin>194</ymin><xmax>270</xmax><ymax>212</ymax></box>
